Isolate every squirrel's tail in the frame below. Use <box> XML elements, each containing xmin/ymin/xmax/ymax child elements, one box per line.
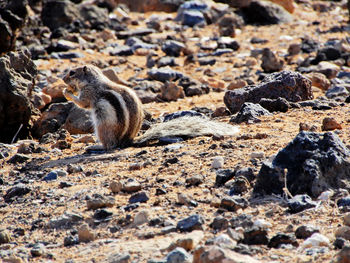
<box><xmin>134</xmin><ymin>116</ymin><xmax>239</xmax><ymax>145</ymax></box>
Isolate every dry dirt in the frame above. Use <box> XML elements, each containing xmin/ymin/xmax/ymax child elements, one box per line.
<box><xmin>1</xmin><ymin>1</ymin><xmax>350</xmax><ymax>263</ymax></box>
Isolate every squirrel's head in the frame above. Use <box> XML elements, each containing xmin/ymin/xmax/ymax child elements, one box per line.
<box><xmin>63</xmin><ymin>65</ymin><xmax>103</xmax><ymax>91</ymax></box>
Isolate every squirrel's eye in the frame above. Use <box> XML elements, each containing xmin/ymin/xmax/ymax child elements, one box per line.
<box><xmin>69</xmin><ymin>70</ymin><xmax>76</xmax><ymax>76</ymax></box>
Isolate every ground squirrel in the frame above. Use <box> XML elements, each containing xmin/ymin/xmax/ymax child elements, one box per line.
<box><xmin>63</xmin><ymin>65</ymin><xmax>239</xmax><ymax>151</ymax></box>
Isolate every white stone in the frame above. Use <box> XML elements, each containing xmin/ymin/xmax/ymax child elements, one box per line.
<box><xmin>254</xmin><ymin>219</ymin><xmax>272</xmax><ymax>230</ymax></box>
<box><xmin>279</xmin><ymin>35</ymin><xmax>294</xmax><ymax>41</ymax></box>
<box><xmin>301</xmin><ymin>233</ymin><xmax>330</xmax><ymax>248</ymax></box>
<box><xmin>211</xmin><ymin>156</ymin><xmax>224</xmax><ymax>169</ymax></box>
<box><xmin>133</xmin><ymin>210</ymin><xmax>149</xmax><ymax>226</ymax></box>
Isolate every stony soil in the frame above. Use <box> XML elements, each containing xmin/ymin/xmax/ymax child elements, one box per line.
<box><xmin>1</xmin><ymin>1</ymin><xmax>350</xmax><ymax>263</ymax></box>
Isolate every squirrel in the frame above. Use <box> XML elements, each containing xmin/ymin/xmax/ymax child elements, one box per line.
<box><xmin>63</xmin><ymin>65</ymin><xmax>239</xmax><ymax>151</ymax></box>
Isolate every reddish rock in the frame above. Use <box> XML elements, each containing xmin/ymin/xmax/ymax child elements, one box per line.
<box><xmin>269</xmin><ymin>0</ymin><xmax>295</xmax><ymax>13</ymax></box>
<box><xmin>42</xmin><ymin>80</ymin><xmax>66</xmax><ymax>100</ymax></box>
<box><xmin>307</xmin><ymin>72</ymin><xmax>331</xmax><ymax>91</ymax></box>
<box><xmin>160</xmin><ymin>81</ymin><xmax>185</xmax><ymax>102</ymax></box>
<box><xmin>322</xmin><ymin>117</ymin><xmax>342</xmax><ymax>131</ymax></box>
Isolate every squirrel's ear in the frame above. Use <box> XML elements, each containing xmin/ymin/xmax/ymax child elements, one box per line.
<box><xmin>83</xmin><ymin>66</ymin><xmax>87</xmax><ymax>73</ymax></box>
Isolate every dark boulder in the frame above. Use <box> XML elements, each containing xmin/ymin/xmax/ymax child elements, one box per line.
<box><xmin>241</xmin><ymin>0</ymin><xmax>293</xmax><ymax>25</ymax></box>
<box><xmin>161</xmin><ymin>40</ymin><xmax>186</xmax><ymax>57</ymax></box>
<box><xmin>177</xmin><ymin>214</ymin><xmax>204</xmax><ymax>232</ymax></box>
<box><xmin>62</xmin><ymin>106</ymin><xmax>94</xmax><ymax>135</ymax></box>
<box><xmin>0</xmin><ymin>0</ymin><xmax>28</xmax><ymax>54</ymax></box>
<box><xmin>287</xmin><ymin>194</ymin><xmax>317</xmax><ymax>213</ymax></box>
<box><xmin>242</xmin><ymin>227</ymin><xmax>269</xmax><ymax>245</ymax></box>
<box><xmin>32</xmin><ymin>102</ymin><xmax>74</xmax><ymax>138</ymax></box>
<box><xmin>253</xmin><ymin>132</ymin><xmax>350</xmax><ymax>198</ymax></box>
<box><xmin>268</xmin><ymin>233</ymin><xmax>298</xmax><ymax>248</ymax></box>
<box><xmin>41</xmin><ymin>0</ymin><xmax>80</xmax><ymax>31</ymax></box>
<box><xmin>224</xmin><ymin>71</ymin><xmax>312</xmax><ymax>114</ymax></box>
<box><xmin>225</xmin><ymin>0</ymin><xmax>252</xmax><ymax>8</ymax></box>
<box><xmin>0</xmin><ymin>49</ymin><xmax>38</xmax><ymax>143</ymax></box>
<box><xmin>79</xmin><ymin>4</ymin><xmax>110</xmax><ymax>30</ymax></box>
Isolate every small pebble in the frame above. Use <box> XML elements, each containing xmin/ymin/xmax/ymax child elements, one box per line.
<box><xmin>0</xmin><ymin>230</ymin><xmax>11</xmax><ymax>244</ymax></box>
<box><xmin>321</xmin><ymin>117</ymin><xmax>342</xmax><ymax>131</ymax></box>
<box><xmin>110</xmin><ymin>181</ymin><xmax>123</xmax><ymax>193</ymax></box>
<box><xmin>177</xmin><ymin>215</ymin><xmax>204</xmax><ymax>232</ymax></box>
<box><xmin>250</xmin><ymin>152</ymin><xmax>265</xmax><ymax>159</ymax></box>
<box><xmin>134</xmin><ymin>210</ymin><xmax>149</xmax><ymax>226</ymax></box>
<box><xmin>129</xmin><ymin>191</ymin><xmax>149</xmax><ymax>204</ymax></box>
<box><xmin>78</xmin><ymin>224</ymin><xmax>95</xmax><ymax>243</ymax></box>
<box><xmin>211</xmin><ymin>156</ymin><xmax>224</xmax><ymax>169</ymax></box>
<box><xmin>86</xmin><ymin>194</ymin><xmax>115</xmax><ymax>210</ymax></box>
<box><xmin>123</xmin><ymin>180</ymin><xmax>142</xmax><ymax>193</ymax></box>
<box><xmin>185</xmin><ymin>174</ymin><xmax>204</xmax><ymax>186</ymax></box>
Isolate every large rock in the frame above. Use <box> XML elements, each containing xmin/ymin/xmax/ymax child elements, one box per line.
<box><xmin>62</xmin><ymin>106</ymin><xmax>94</xmax><ymax>134</ymax></box>
<box><xmin>42</xmin><ymin>0</ymin><xmax>111</xmax><ymax>32</ymax></box>
<box><xmin>225</xmin><ymin>0</ymin><xmax>252</xmax><ymax>8</ymax></box>
<box><xmin>253</xmin><ymin>132</ymin><xmax>350</xmax><ymax>198</ymax></box>
<box><xmin>241</xmin><ymin>0</ymin><xmax>293</xmax><ymax>25</ymax></box>
<box><xmin>0</xmin><ymin>0</ymin><xmax>28</xmax><ymax>54</ymax></box>
<box><xmin>32</xmin><ymin>102</ymin><xmax>74</xmax><ymax>138</ymax></box>
<box><xmin>0</xmin><ymin>16</ymin><xmax>13</xmax><ymax>54</ymax></box>
<box><xmin>113</xmin><ymin>0</ymin><xmax>184</xmax><ymax>12</ymax></box>
<box><xmin>41</xmin><ymin>0</ymin><xmax>80</xmax><ymax>31</ymax></box>
<box><xmin>0</xmin><ymin>49</ymin><xmax>38</xmax><ymax>143</ymax></box>
<box><xmin>79</xmin><ymin>4</ymin><xmax>110</xmax><ymax>30</ymax></box>
<box><xmin>224</xmin><ymin>71</ymin><xmax>313</xmax><ymax>114</ymax></box>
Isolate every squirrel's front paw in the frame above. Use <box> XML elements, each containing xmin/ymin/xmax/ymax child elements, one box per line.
<box><xmin>63</xmin><ymin>88</ymin><xmax>74</xmax><ymax>101</ymax></box>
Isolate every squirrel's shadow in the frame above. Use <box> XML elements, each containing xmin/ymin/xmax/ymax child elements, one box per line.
<box><xmin>20</xmin><ymin>151</ymin><xmax>126</xmax><ymax>172</ymax></box>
